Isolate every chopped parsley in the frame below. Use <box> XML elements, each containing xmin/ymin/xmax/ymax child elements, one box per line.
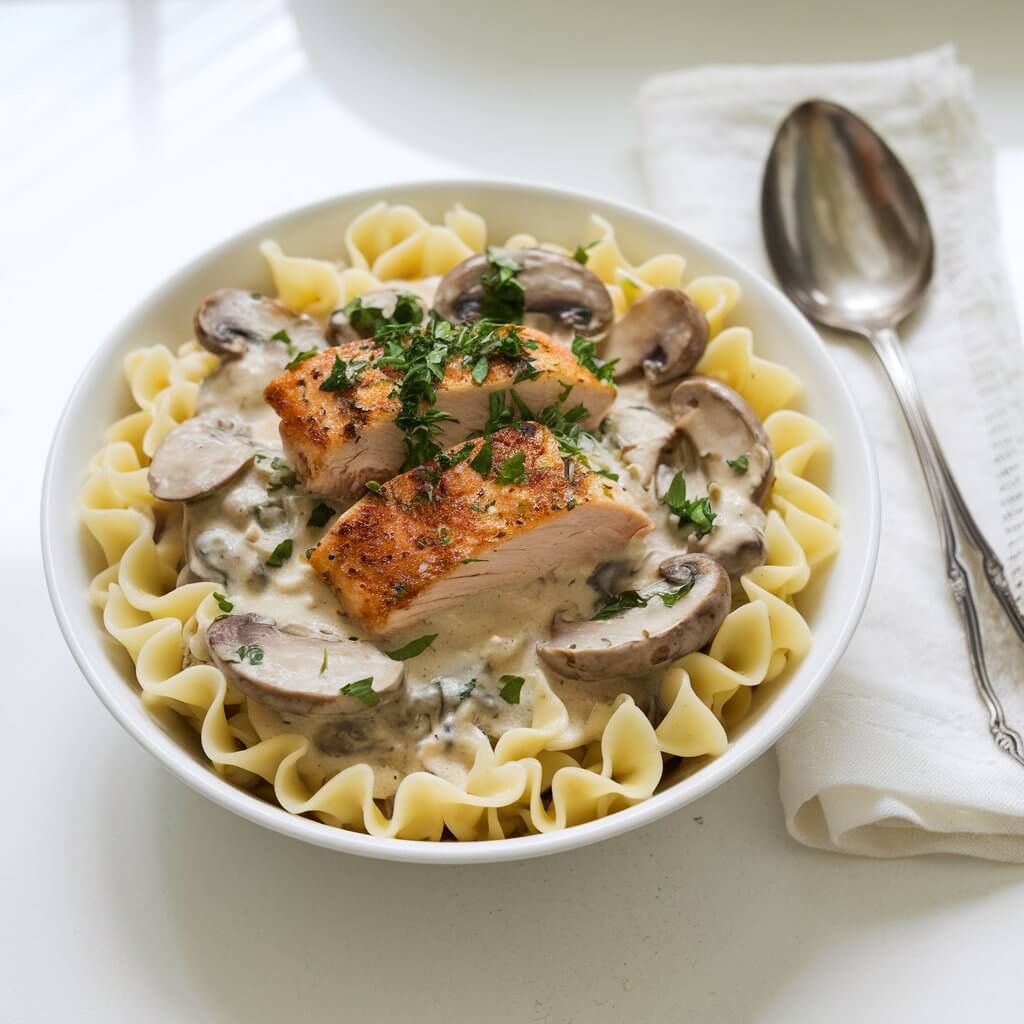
<box><xmin>436</xmin><ymin>443</ymin><xmax>474</xmax><ymax>470</ymax></box>
<box><xmin>344</xmin><ymin>292</ymin><xmax>423</xmax><ymax>335</ymax></box>
<box><xmin>592</xmin><ymin>590</ymin><xmax>648</xmax><ymax>620</ymax></box>
<box><xmin>726</xmin><ymin>454</ymin><xmax>750</xmax><ymax>474</ymax></box>
<box><xmin>495</xmin><ymin>450</ymin><xmax>527</xmax><ymax>485</ymax></box>
<box><xmin>499</xmin><ymin>674</ymin><xmax>526</xmax><ymax>704</ymax></box>
<box><xmin>266</xmin><ymin>457</ymin><xmax>297</xmax><ymax>491</ymax></box>
<box><xmin>307</xmin><ymin>502</ymin><xmax>335</xmax><ymax>528</ymax></box>
<box><xmin>320</xmin><ymin>649</ymin><xmax>328</xmax><ymax>675</ymax></box>
<box><xmin>479</xmin><ymin>250</ymin><xmax>525</xmax><ymax>322</ymax></box>
<box><xmin>570</xmin><ymin>335</ymin><xmax>617</xmax><ymax>385</ymax></box>
<box><xmin>573</xmin><ymin>240</ymin><xmax>599</xmax><ymax>264</ymax></box>
<box><xmin>340</xmin><ymin>677</ymin><xmax>378</xmax><ymax>706</ymax></box>
<box><xmin>592</xmin><ymin>582</ymin><xmax>695</xmax><ymax>620</ymax></box>
<box><xmin>319</xmin><ymin>354</ymin><xmax>367</xmax><ymax>392</ymax></box>
<box><xmin>265</xmin><ymin>538</ymin><xmax>293</xmax><ymax>567</ymax></box>
<box><xmin>235</xmin><ymin>644</ymin><xmax>264</xmax><ymax>665</ymax></box>
<box><xmin>662</xmin><ymin>472</ymin><xmax>717</xmax><ymax>536</ymax></box>
<box><xmin>471</xmin><ymin>355</ymin><xmax>490</xmax><ymax>384</ymax></box>
<box><xmin>364</xmin><ymin>480</ymin><xmax>384</xmax><ymax>496</ymax></box>
<box><xmin>385</xmin><ymin>634</ymin><xmax>438</xmax><ymax>661</ymax></box>
<box><xmin>212</xmin><ymin>592</ymin><xmax>233</xmax><ymax>613</ymax></box>
<box><xmin>470</xmin><ymin>437</ymin><xmax>494</xmax><ymax>476</ymax></box>
<box><xmin>285</xmin><ymin>348</ymin><xmax>318</xmax><ymax>370</ymax></box>
<box><xmin>594</xmin><ymin>467</ymin><xmax>619</xmax><ymax>481</ymax></box>
<box><xmin>459</xmin><ymin>679</ymin><xmax>477</xmax><ymax>703</ymax></box>
<box><xmin>436</xmin><ymin>525</ymin><xmax>452</xmax><ymax>546</ymax></box>
<box><xmin>461</xmin><ymin>557</ymin><xmax>487</xmax><ymax>564</ymax></box>
<box><xmin>270</xmin><ymin>328</ymin><xmax>293</xmax><ymax>353</ymax></box>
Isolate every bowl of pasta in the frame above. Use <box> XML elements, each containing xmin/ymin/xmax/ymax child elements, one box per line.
<box><xmin>42</xmin><ymin>180</ymin><xmax>879</xmax><ymax>863</ymax></box>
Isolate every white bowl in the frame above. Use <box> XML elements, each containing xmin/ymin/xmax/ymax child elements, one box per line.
<box><xmin>41</xmin><ymin>179</ymin><xmax>879</xmax><ymax>864</ymax></box>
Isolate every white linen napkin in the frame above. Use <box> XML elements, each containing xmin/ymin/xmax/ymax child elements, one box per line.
<box><xmin>638</xmin><ymin>46</ymin><xmax>1024</xmax><ymax>860</ymax></box>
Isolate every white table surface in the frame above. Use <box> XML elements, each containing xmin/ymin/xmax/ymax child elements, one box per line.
<box><xmin>5</xmin><ymin>2</ymin><xmax>1024</xmax><ymax>1021</ymax></box>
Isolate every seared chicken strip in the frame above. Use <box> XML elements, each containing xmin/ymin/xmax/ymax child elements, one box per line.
<box><xmin>264</xmin><ymin>327</ymin><xmax>615</xmax><ymax>498</ymax></box>
<box><xmin>309</xmin><ymin>423</ymin><xmax>651</xmax><ymax>635</ymax></box>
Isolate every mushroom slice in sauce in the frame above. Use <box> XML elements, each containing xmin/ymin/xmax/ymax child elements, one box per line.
<box><xmin>537</xmin><ymin>553</ymin><xmax>731</xmax><ymax>681</ymax></box>
<box><xmin>147</xmin><ymin>414</ymin><xmax>255</xmax><ymax>501</ymax></box>
<box><xmin>193</xmin><ymin>288</ymin><xmax>325</xmax><ymax>359</ymax></box>
<box><xmin>326</xmin><ymin>289</ymin><xmax>426</xmax><ymax>345</ymax></box>
<box><xmin>669</xmin><ymin>375</ymin><xmax>774</xmax><ymax>504</ymax></box>
<box><xmin>433</xmin><ymin>248</ymin><xmax>614</xmax><ymax>342</ymax></box>
<box><xmin>602</xmin><ymin>288</ymin><xmax>709</xmax><ymax>386</ymax></box>
<box><xmin>206</xmin><ymin>614</ymin><xmax>404</xmax><ymax>716</ymax></box>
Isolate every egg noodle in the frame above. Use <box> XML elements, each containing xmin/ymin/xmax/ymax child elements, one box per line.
<box><xmin>80</xmin><ymin>203</ymin><xmax>839</xmax><ymax>841</ymax></box>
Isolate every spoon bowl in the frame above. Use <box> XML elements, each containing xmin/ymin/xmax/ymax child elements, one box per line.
<box><xmin>761</xmin><ymin>99</ymin><xmax>934</xmax><ymax>333</ymax></box>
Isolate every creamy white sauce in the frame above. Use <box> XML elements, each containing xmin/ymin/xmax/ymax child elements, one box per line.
<box><xmin>184</xmin><ymin>291</ymin><xmax>768</xmax><ymax>799</ymax></box>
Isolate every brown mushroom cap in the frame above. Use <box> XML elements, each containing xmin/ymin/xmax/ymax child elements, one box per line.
<box><xmin>194</xmin><ymin>288</ymin><xmax>325</xmax><ymax>359</ymax></box>
<box><xmin>433</xmin><ymin>248</ymin><xmax>613</xmax><ymax>342</ymax></box>
<box><xmin>206</xmin><ymin>614</ymin><xmax>404</xmax><ymax>716</ymax></box>
<box><xmin>536</xmin><ymin>553</ymin><xmax>731</xmax><ymax>680</ymax></box>
<box><xmin>326</xmin><ymin>289</ymin><xmax>426</xmax><ymax>346</ymax></box>
<box><xmin>148</xmin><ymin>414</ymin><xmax>255</xmax><ymax>502</ymax></box>
<box><xmin>602</xmin><ymin>288</ymin><xmax>708</xmax><ymax>386</ymax></box>
<box><xmin>669</xmin><ymin>375</ymin><xmax>774</xmax><ymax>504</ymax></box>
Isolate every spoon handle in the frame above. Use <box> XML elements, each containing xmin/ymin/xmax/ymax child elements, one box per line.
<box><xmin>869</xmin><ymin>326</ymin><xmax>1024</xmax><ymax>765</ymax></box>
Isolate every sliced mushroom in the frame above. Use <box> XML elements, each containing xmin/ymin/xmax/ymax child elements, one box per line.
<box><xmin>433</xmin><ymin>248</ymin><xmax>613</xmax><ymax>342</ymax></box>
<box><xmin>326</xmin><ymin>289</ymin><xmax>426</xmax><ymax>345</ymax></box>
<box><xmin>537</xmin><ymin>554</ymin><xmax>730</xmax><ymax>680</ymax></box>
<box><xmin>148</xmin><ymin>414</ymin><xmax>255</xmax><ymax>501</ymax></box>
<box><xmin>194</xmin><ymin>288</ymin><xmax>324</xmax><ymax>359</ymax></box>
<box><xmin>207</xmin><ymin>614</ymin><xmax>404</xmax><ymax>716</ymax></box>
<box><xmin>602</xmin><ymin>288</ymin><xmax>708</xmax><ymax>386</ymax></box>
<box><xmin>604</xmin><ymin>402</ymin><xmax>677</xmax><ymax>486</ymax></box>
<box><xmin>669</xmin><ymin>376</ymin><xmax>774</xmax><ymax>504</ymax></box>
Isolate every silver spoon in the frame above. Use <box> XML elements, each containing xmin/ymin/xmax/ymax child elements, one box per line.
<box><xmin>761</xmin><ymin>98</ymin><xmax>1024</xmax><ymax>766</ymax></box>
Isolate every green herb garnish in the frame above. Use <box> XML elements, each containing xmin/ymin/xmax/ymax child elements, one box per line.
<box><xmin>726</xmin><ymin>454</ymin><xmax>749</xmax><ymax>474</ymax></box>
<box><xmin>319</xmin><ymin>354</ymin><xmax>367</xmax><ymax>392</ymax></box>
<box><xmin>267</xmin><ymin>457</ymin><xmax>297</xmax><ymax>491</ymax></box>
<box><xmin>340</xmin><ymin>677</ymin><xmax>378</xmax><ymax>706</ymax></box>
<box><xmin>270</xmin><ymin>328</ymin><xmax>293</xmax><ymax>353</ymax></box>
<box><xmin>479</xmin><ymin>250</ymin><xmax>525</xmax><ymax>322</ymax></box>
<box><xmin>320</xmin><ymin>649</ymin><xmax>328</xmax><ymax>675</ymax></box>
<box><xmin>235</xmin><ymin>644</ymin><xmax>264</xmax><ymax>665</ymax></box>
<box><xmin>459</xmin><ymin>679</ymin><xmax>477</xmax><ymax>703</ymax></box>
<box><xmin>659</xmin><ymin>581</ymin><xmax>695</xmax><ymax>607</ymax></box>
<box><xmin>307</xmin><ymin>502</ymin><xmax>335</xmax><ymax>528</ymax></box>
<box><xmin>662</xmin><ymin>472</ymin><xmax>717</xmax><ymax>536</ymax></box>
<box><xmin>344</xmin><ymin>292</ymin><xmax>423</xmax><ymax>336</ymax></box>
<box><xmin>436</xmin><ymin>443</ymin><xmax>474</xmax><ymax>470</ymax></box>
<box><xmin>286</xmin><ymin>348</ymin><xmax>318</xmax><ymax>370</ymax></box>
<box><xmin>212</xmin><ymin>592</ymin><xmax>233</xmax><ymax>613</ymax></box>
<box><xmin>436</xmin><ymin>525</ymin><xmax>452</xmax><ymax>546</ymax></box>
<box><xmin>594</xmin><ymin>468</ymin><xmax>619</xmax><ymax>481</ymax></box>
<box><xmin>592</xmin><ymin>590</ymin><xmax>648</xmax><ymax>620</ymax></box>
<box><xmin>471</xmin><ymin>355</ymin><xmax>489</xmax><ymax>384</ymax></box>
<box><xmin>386</xmin><ymin>634</ymin><xmax>438</xmax><ymax>661</ymax></box>
<box><xmin>461</xmin><ymin>558</ymin><xmax>487</xmax><ymax>564</ymax></box>
<box><xmin>265</xmin><ymin>538</ymin><xmax>293</xmax><ymax>567</ymax></box>
<box><xmin>571</xmin><ymin>334</ymin><xmax>617</xmax><ymax>385</ymax></box>
<box><xmin>495</xmin><ymin>450</ymin><xmax>527</xmax><ymax>485</ymax></box>
<box><xmin>499</xmin><ymin>674</ymin><xmax>526</xmax><ymax>704</ymax></box>
<box><xmin>470</xmin><ymin>437</ymin><xmax>494</xmax><ymax>477</ymax></box>
<box><xmin>573</xmin><ymin>240</ymin><xmax>598</xmax><ymax>264</ymax></box>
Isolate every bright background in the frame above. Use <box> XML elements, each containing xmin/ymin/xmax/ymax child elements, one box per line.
<box><xmin>5</xmin><ymin>2</ymin><xmax>1024</xmax><ymax>1021</ymax></box>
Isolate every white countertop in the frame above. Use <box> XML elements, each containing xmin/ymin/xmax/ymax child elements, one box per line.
<box><xmin>5</xmin><ymin>2</ymin><xmax>1024</xmax><ymax>1021</ymax></box>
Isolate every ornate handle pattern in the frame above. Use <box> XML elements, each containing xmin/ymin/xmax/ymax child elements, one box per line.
<box><xmin>870</xmin><ymin>326</ymin><xmax>1024</xmax><ymax>767</ymax></box>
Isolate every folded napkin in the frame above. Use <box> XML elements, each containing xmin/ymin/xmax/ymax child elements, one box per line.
<box><xmin>638</xmin><ymin>46</ymin><xmax>1024</xmax><ymax>860</ymax></box>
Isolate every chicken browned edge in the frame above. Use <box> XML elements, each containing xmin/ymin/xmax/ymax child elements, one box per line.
<box><xmin>262</xmin><ymin>327</ymin><xmax>615</xmax><ymax>498</ymax></box>
<box><xmin>308</xmin><ymin>422</ymin><xmax>650</xmax><ymax>635</ymax></box>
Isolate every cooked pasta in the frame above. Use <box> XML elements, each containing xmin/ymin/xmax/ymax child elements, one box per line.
<box><xmin>80</xmin><ymin>202</ymin><xmax>838</xmax><ymax>841</ymax></box>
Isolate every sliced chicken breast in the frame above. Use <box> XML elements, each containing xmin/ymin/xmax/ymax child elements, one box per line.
<box><xmin>264</xmin><ymin>327</ymin><xmax>615</xmax><ymax>498</ymax></box>
<box><xmin>308</xmin><ymin>423</ymin><xmax>651</xmax><ymax>635</ymax></box>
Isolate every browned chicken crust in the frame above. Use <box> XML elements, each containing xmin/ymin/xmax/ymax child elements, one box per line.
<box><xmin>263</xmin><ymin>327</ymin><xmax>615</xmax><ymax>498</ymax></box>
<box><xmin>309</xmin><ymin>422</ymin><xmax>650</xmax><ymax>635</ymax></box>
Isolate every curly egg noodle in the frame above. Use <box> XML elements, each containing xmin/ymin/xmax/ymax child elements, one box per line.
<box><xmin>80</xmin><ymin>203</ymin><xmax>839</xmax><ymax>841</ymax></box>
